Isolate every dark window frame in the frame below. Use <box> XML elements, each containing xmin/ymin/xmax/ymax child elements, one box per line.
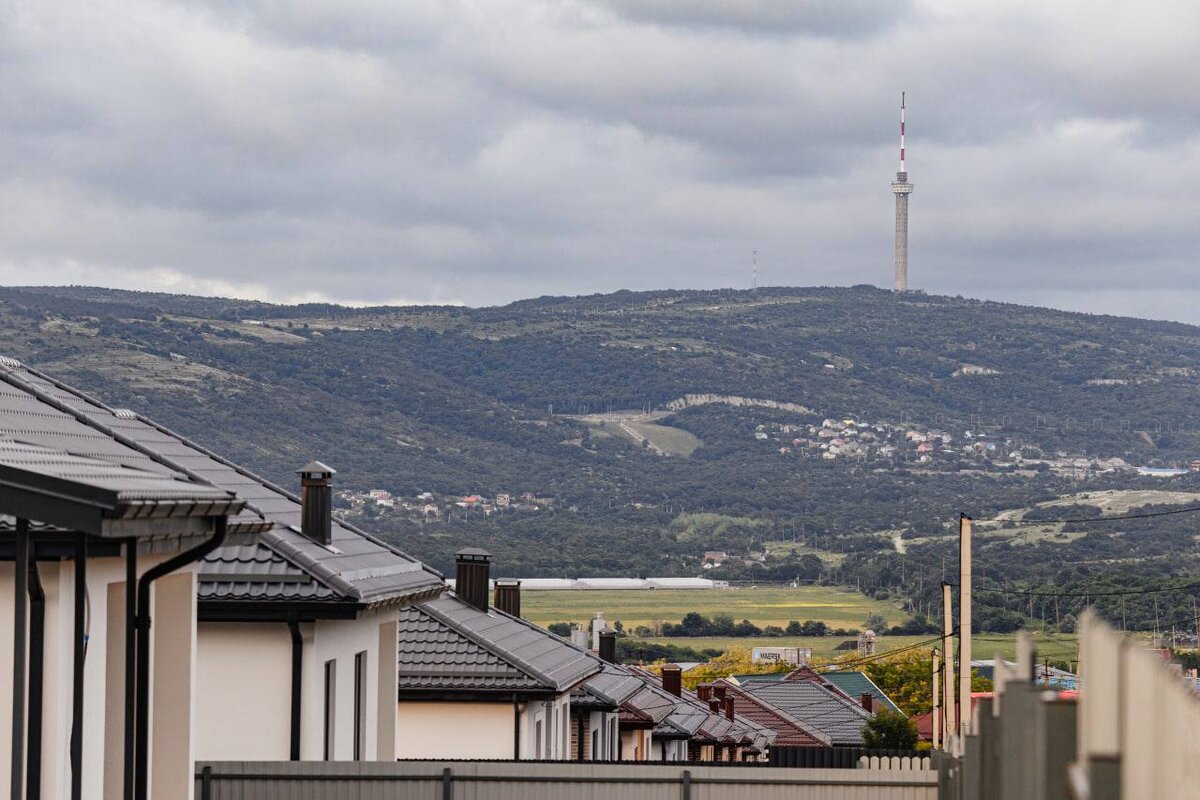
<box><xmin>353</xmin><ymin>651</ymin><xmax>368</xmax><ymax>760</ymax></box>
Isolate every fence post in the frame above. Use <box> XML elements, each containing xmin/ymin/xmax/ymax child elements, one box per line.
<box><xmin>200</xmin><ymin>766</ymin><xmax>212</xmax><ymax>800</ymax></box>
<box><xmin>442</xmin><ymin>766</ymin><xmax>453</xmax><ymax>800</ymax></box>
<box><xmin>681</xmin><ymin>769</ymin><xmax>691</xmax><ymax>800</ymax></box>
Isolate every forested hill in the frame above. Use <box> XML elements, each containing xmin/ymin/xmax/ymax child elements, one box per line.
<box><xmin>2</xmin><ymin>284</ymin><xmax>1200</xmax><ymax>621</ymax></box>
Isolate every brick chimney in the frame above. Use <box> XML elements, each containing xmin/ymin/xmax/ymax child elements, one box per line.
<box><xmin>713</xmin><ymin>685</ymin><xmax>727</xmax><ymax>701</ymax></box>
<box><xmin>696</xmin><ymin>684</ymin><xmax>713</xmax><ymax>702</ymax></box>
<box><xmin>298</xmin><ymin>461</ymin><xmax>335</xmax><ymax>546</ymax></box>
<box><xmin>722</xmin><ymin>696</ymin><xmax>735</xmax><ymax>721</ymax></box>
<box><xmin>662</xmin><ymin>665</ymin><xmax>682</xmax><ymax>697</ymax></box>
<box><xmin>708</xmin><ymin>699</ymin><xmax>720</xmax><ymax>714</ymax></box>
<box><xmin>860</xmin><ymin>692</ymin><xmax>875</xmax><ymax>713</ymax></box>
<box><xmin>455</xmin><ymin>548</ymin><xmax>492</xmax><ymax>612</ymax></box>
<box><xmin>494</xmin><ymin>579</ymin><xmax>521</xmax><ymax>617</ymax></box>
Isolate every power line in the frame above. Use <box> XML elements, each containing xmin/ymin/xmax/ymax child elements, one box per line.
<box><xmin>972</xmin><ymin>504</ymin><xmax>1200</xmax><ymax>528</ymax></box>
<box><xmin>816</xmin><ymin>633</ymin><xmax>947</xmax><ymax>673</ymax></box>
<box><xmin>952</xmin><ymin>580</ymin><xmax>1200</xmax><ymax>598</ymax></box>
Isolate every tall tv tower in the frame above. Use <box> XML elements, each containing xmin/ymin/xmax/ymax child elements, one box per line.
<box><xmin>891</xmin><ymin>92</ymin><xmax>914</xmax><ymax>292</ymax></box>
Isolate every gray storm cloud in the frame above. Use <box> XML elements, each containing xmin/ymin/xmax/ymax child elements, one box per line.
<box><xmin>1</xmin><ymin>0</ymin><xmax>1198</xmax><ymax>321</ymax></box>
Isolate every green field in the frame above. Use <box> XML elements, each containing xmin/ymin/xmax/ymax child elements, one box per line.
<box><xmin>623</xmin><ymin>632</ymin><xmax>1079</xmax><ymax>663</ymax></box>
<box><xmin>520</xmin><ymin>586</ymin><xmax>910</xmax><ymax>631</ymax></box>
<box><xmin>520</xmin><ymin>586</ymin><xmax>1080</xmax><ymax>663</ymax></box>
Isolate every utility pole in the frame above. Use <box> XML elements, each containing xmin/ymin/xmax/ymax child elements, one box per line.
<box><xmin>932</xmin><ymin>648</ymin><xmax>941</xmax><ymax>750</ymax></box>
<box><xmin>1192</xmin><ymin>597</ymin><xmax>1198</xmax><ymax>649</ymax></box>
<box><xmin>958</xmin><ymin>514</ymin><xmax>973</xmax><ymax>738</ymax></box>
<box><xmin>942</xmin><ymin>582</ymin><xmax>957</xmax><ymax>743</ymax></box>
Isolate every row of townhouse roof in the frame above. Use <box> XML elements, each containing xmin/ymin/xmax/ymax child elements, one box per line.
<box><xmin>0</xmin><ymin>357</ymin><xmax>893</xmax><ymax>800</ymax></box>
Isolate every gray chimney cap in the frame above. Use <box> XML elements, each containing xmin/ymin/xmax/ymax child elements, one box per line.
<box><xmin>298</xmin><ymin>461</ymin><xmax>336</xmax><ymax>477</ymax></box>
<box><xmin>455</xmin><ymin>546</ymin><xmax>492</xmax><ymax>560</ymax></box>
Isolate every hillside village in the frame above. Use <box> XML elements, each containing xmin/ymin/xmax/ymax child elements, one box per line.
<box><xmin>339</xmin><ymin>488</ymin><xmax>560</xmax><ymax>520</ymax></box>
<box><xmin>752</xmin><ymin>416</ymin><xmax>1191</xmax><ymax>478</ymax></box>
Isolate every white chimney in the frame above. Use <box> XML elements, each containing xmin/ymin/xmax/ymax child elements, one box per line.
<box><xmin>592</xmin><ymin>612</ymin><xmax>606</xmax><ymax>650</ymax></box>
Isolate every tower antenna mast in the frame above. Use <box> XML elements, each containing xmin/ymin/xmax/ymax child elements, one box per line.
<box><xmin>891</xmin><ymin>92</ymin><xmax>914</xmax><ymax>292</ymax></box>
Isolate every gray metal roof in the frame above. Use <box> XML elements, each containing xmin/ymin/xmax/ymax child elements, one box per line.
<box><xmin>0</xmin><ymin>439</ymin><xmax>241</xmax><ymax>510</ymax></box>
<box><xmin>628</xmin><ymin>667</ymin><xmax>775</xmax><ymax>747</ymax></box>
<box><xmin>621</xmin><ymin>685</ymin><xmax>677</xmax><ymax>725</ymax></box>
<box><xmin>742</xmin><ymin>678</ymin><xmax>871</xmax><ymax>746</ymax></box>
<box><xmin>580</xmin><ymin>662</ymin><xmax>645</xmax><ymax>708</ymax></box>
<box><xmin>198</xmin><ymin>542</ymin><xmax>342</xmax><ymax>603</ymax></box>
<box><xmin>397</xmin><ymin>594</ymin><xmax>603</xmax><ymax>694</ymax></box>
<box><xmin>0</xmin><ymin>358</ymin><xmax>443</xmax><ymax>606</ymax></box>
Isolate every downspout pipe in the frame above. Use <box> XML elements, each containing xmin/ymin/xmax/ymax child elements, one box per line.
<box><xmin>512</xmin><ymin>694</ymin><xmax>520</xmax><ymax>760</ymax></box>
<box><xmin>122</xmin><ymin>539</ymin><xmax>136</xmax><ymax>800</ymax></box>
<box><xmin>288</xmin><ymin>614</ymin><xmax>303</xmax><ymax>760</ymax></box>
<box><xmin>27</xmin><ymin>546</ymin><xmax>45</xmax><ymax>800</ymax></box>
<box><xmin>133</xmin><ymin>517</ymin><xmax>227</xmax><ymax>800</ymax></box>
<box><xmin>11</xmin><ymin>517</ymin><xmax>29</xmax><ymax>800</ymax></box>
<box><xmin>71</xmin><ymin>533</ymin><xmax>87</xmax><ymax>800</ymax></box>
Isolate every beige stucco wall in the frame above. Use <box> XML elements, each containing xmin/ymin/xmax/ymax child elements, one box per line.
<box><xmin>195</xmin><ymin>622</ymin><xmax>293</xmax><ymax>761</ymax></box>
<box><xmin>0</xmin><ymin>550</ymin><xmax>192</xmax><ymax>800</ymax></box>
<box><xmin>396</xmin><ymin>702</ymin><xmax>514</xmax><ymax>759</ymax></box>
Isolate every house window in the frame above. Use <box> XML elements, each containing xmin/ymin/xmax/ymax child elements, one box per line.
<box><xmin>353</xmin><ymin>651</ymin><xmax>367</xmax><ymax>760</ymax></box>
<box><xmin>608</xmin><ymin>718</ymin><xmax>617</xmax><ymax>759</ymax></box>
<box><xmin>323</xmin><ymin>660</ymin><xmax>336</xmax><ymax>760</ymax></box>
<box><xmin>591</xmin><ymin>727</ymin><xmax>598</xmax><ymax>760</ymax></box>
<box><xmin>535</xmin><ymin>719</ymin><xmax>543</xmax><ymax>760</ymax></box>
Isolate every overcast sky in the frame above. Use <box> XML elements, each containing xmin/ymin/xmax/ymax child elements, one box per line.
<box><xmin>2</xmin><ymin>1</ymin><xmax>1199</xmax><ymax>321</ymax></box>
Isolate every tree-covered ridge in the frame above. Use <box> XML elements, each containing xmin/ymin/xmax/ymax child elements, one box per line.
<box><xmin>1</xmin><ymin>283</ymin><xmax>1199</xmax><ymax>635</ymax></box>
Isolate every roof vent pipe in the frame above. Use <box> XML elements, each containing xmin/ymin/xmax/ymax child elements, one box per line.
<box><xmin>298</xmin><ymin>461</ymin><xmax>336</xmax><ymax>546</ymax></box>
<box><xmin>455</xmin><ymin>548</ymin><xmax>492</xmax><ymax>612</ymax></box>
<box><xmin>494</xmin><ymin>580</ymin><xmax>522</xmax><ymax>617</ymax></box>
<box><xmin>661</xmin><ymin>665</ymin><xmax>682</xmax><ymax>697</ymax></box>
<box><xmin>598</xmin><ymin>629</ymin><xmax>617</xmax><ymax>664</ymax></box>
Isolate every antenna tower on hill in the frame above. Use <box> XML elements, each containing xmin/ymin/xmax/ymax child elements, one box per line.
<box><xmin>891</xmin><ymin>92</ymin><xmax>914</xmax><ymax>292</ymax></box>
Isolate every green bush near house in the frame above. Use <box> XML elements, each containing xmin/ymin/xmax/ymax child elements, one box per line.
<box><xmin>862</xmin><ymin>710</ymin><xmax>918</xmax><ymax>750</ymax></box>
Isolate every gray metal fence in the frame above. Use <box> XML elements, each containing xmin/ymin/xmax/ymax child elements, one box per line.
<box><xmin>197</xmin><ymin>761</ymin><xmax>938</xmax><ymax>800</ymax></box>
